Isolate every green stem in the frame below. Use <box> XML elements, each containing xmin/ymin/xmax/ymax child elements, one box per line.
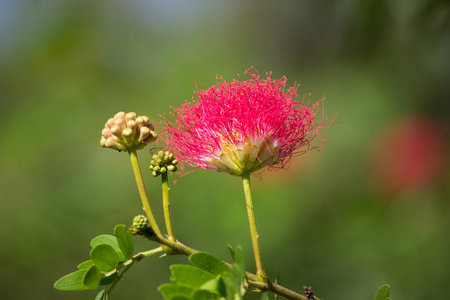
<box><xmin>162</xmin><ymin>172</ymin><xmax>175</xmax><ymax>240</ymax></box>
<box><xmin>248</xmin><ymin>280</ymin><xmax>308</xmax><ymax>300</ymax></box>
<box><xmin>128</xmin><ymin>149</ymin><xmax>163</xmax><ymax>239</ymax></box>
<box><xmin>241</xmin><ymin>171</ymin><xmax>267</xmax><ymax>283</ymax></box>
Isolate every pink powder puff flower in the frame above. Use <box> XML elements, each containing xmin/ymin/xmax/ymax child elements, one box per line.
<box><xmin>160</xmin><ymin>68</ymin><xmax>332</xmax><ymax>176</ymax></box>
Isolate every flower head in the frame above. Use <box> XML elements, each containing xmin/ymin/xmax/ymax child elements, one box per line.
<box><xmin>160</xmin><ymin>68</ymin><xmax>331</xmax><ymax>176</ymax></box>
<box><xmin>100</xmin><ymin>112</ymin><xmax>158</xmax><ymax>151</ymax></box>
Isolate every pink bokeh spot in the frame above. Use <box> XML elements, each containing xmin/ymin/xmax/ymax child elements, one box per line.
<box><xmin>369</xmin><ymin>116</ymin><xmax>447</xmax><ymax>195</ymax></box>
<box><xmin>160</xmin><ymin>68</ymin><xmax>332</xmax><ymax>176</ymax></box>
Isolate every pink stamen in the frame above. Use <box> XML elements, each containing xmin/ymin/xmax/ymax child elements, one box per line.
<box><xmin>158</xmin><ymin>68</ymin><xmax>334</xmax><ymax>174</ymax></box>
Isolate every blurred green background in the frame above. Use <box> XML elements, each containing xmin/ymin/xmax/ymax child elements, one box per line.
<box><xmin>1</xmin><ymin>0</ymin><xmax>449</xmax><ymax>299</ymax></box>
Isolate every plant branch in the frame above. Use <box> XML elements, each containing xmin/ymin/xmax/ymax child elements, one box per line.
<box><xmin>128</xmin><ymin>149</ymin><xmax>163</xmax><ymax>239</ymax></box>
<box><xmin>248</xmin><ymin>280</ymin><xmax>308</xmax><ymax>300</ymax></box>
<box><xmin>161</xmin><ymin>172</ymin><xmax>175</xmax><ymax>240</ymax></box>
<box><xmin>242</xmin><ymin>171</ymin><xmax>267</xmax><ymax>283</ymax></box>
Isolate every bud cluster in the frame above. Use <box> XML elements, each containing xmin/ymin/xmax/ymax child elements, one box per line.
<box><xmin>149</xmin><ymin>151</ymin><xmax>178</xmax><ymax>177</ymax></box>
<box><xmin>132</xmin><ymin>215</ymin><xmax>150</xmax><ymax>230</ymax></box>
<box><xmin>129</xmin><ymin>215</ymin><xmax>154</xmax><ymax>237</ymax></box>
<box><xmin>100</xmin><ymin>112</ymin><xmax>158</xmax><ymax>151</ymax></box>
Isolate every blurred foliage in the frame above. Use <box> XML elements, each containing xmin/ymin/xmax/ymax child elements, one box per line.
<box><xmin>0</xmin><ymin>1</ymin><xmax>449</xmax><ymax>300</ymax></box>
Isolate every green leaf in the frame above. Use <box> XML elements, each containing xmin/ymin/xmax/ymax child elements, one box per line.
<box><xmin>54</xmin><ymin>266</ymin><xmax>100</xmax><ymax>291</ymax></box>
<box><xmin>192</xmin><ymin>290</ymin><xmax>217</xmax><ymax>300</ymax></box>
<box><xmin>215</xmin><ymin>277</ymin><xmax>227</xmax><ymax>297</ymax></box>
<box><xmin>222</xmin><ymin>276</ymin><xmax>237</xmax><ymax>300</ymax></box>
<box><xmin>90</xmin><ymin>244</ymin><xmax>120</xmax><ymax>273</ymax></box>
<box><xmin>170</xmin><ymin>265</ymin><xmax>216</xmax><ymax>289</ymax></box>
<box><xmin>90</xmin><ymin>234</ymin><xmax>127</xmax><ymax>262</ymax></box>
<box><xmin>201</xmin><ymin>278</ymin><xmax>226</xmax><ymax>294</ymax></box>
<box><xmin>84</xmin><ymin>265</ymin><xmax>101</xmax><ymax>289</ymax></box>
<box><xmin>261</xmin><ymin>292</ymin><xmax>270</xmax><ymax>300</ymax></box>
<box><xmin>95</xmin><ymin>289</ymin><xmax>108</xmax><ymax>300</ymax></box>
<box><xmin>224</xmin><ymin>246</ymin><xmax>247</xmax><ymax>300</ymax></box>
<box><xmin>90</xmin><ymin>235</ymin><xmax>120</xmax><ymax>251</ymax></box>
<box><xmin>114</xmin><ymin>224</ymin><xmax>134</xmax><ymax>260</ymax></box>
<box><xmin>54</xmin><ymin>269</ymin><xmax>90</xmax><ymax>291</ymax></box>
<box><xmin>189</xmin><ymin>252</ymin><xmax>232</xmax><ymax>276</ymax></box>
<box><xmin>232</xmin><ymin>263</ymin><xmax>247</xmax><ymax>299</ymax></box>
<box><xmin>201</xmin><ymin>277</ymin><xmax>226</xmax><ymax>297</ymax></box>
<box><xmin>77</xmin><ymin>260</ymin><xmax>95</xmax><ymax>270</ymax></box>
<box><xmin>159</xmin><ymin>283</ymin><xmax>195</xmax><ymax>300</ymax></box>
<box><xmin>374</xmin><ymin>284</ymin><xmax>390</xmax><ymax>300</ymax></box>
<box><xmin>233</xmin><ymin>246</ymin><xmax>245</xmax><ymax>270</ymax></box>
<box><xmin>100</xmin><ymin>271</ymin><xmax>118</xmax><ymax>286</ymax></box>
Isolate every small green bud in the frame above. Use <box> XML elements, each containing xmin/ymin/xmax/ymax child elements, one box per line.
<box><xmin>148</xmin><ymin>151</ymin><xmax>178</xmax><ymax>177</ymax></box>
<box><xmin>132</xmin><ymin>215</ymin><xmax>149</xmax><ymax>231</ymax></box>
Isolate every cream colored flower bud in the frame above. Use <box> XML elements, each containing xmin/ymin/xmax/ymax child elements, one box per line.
<box><xmin>114</xmin><ymin>118</ymin><xmax>126</xmax><ymax>130</ymax></box>
<box><xmin>100</xmin><ymin>111</ymin><xmax>158</xmax><ymax>151</ymax></box>
<box><xmin>127</xmin><ymin>120</ymin><xmax>137</xmax><ymax>133</ymax></box>
<box><xmin>136</xmin><ymin>117</ymin><xmax>145</xmax><ymax>127</ymax></box>
<box><xmin>106</xmin><ymin>118</ymin><xmax>115</xmax><ymax>129</ymax></box>
<box><xmin>102</xmin><ymin>128</ymin><xmax>113</xmax><ymax>138</ymax></box>
<box><xmin>125</xmin><ymin>112</ymin><xmax>137</xmax><ymax>122</ymax></box>
<box><xmin>104</xmin><ymin>137</ymin><xmax>127</xmax><ymax>151</ymax></box>
<box><xmin>114</xmin><ymin>111</ymin><xmax>126</xmax><ymax>119</ymax></box>
<box><xmin>138</xmin><ymin>126</ymin><xmax>150</xmax><ymax>141</ymax></box>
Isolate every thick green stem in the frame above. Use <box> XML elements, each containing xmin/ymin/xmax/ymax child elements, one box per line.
<box><xmin>248</xmin><ymin>280</ymin><xmax>308</xmax><ymax>300</ymax></box>
<box><xmin>162</xmin><ymin>172</ymin><xmax>175</xmax><ymax>240</ymax></box>
<box><xmin>241</xmin><ymin>171</ymin><xmax>267</xmax><ymax>283</ymax></box>
<box><xmin>128</xmin><ymin>149</ymin><xmax>163</xmax><ymax>239</ymax></box>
